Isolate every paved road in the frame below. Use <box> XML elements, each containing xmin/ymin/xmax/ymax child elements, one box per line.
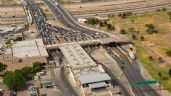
<box><xmin>42</xmin><ymin>0</ymin><xmax>109</xmax><ymax>38</ymax></box>
<box><xmin>106</xmin><ymin>47</ymin><xmax>159</xmax><ymax>96</ymax></box>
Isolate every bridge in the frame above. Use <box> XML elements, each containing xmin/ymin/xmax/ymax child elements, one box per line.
<box><xmin>45</xmin><ymin>37</ymin><xmax>131</xmax><ymax>50</ymax></box>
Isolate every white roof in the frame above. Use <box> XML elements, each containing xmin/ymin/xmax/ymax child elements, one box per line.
<box><xmin>80</xmin><ymin>73</ymin><xmax>111</xmax><ymax>84</ymax></box>
<box><xmin>59</xmin><ymin>43</ymin><xmax>96</xmax><ymax>69</ymax></box>
<box><xmin>59</xmin><ymin>43</ymin><xmax>111</xmax><ymax>87</ymax></box>
<box><xmin>12</xmin><ymin>39</ymin><xmax>48</xmax><ymax>58</ymax></box>
<box><xmin>88</xmin><ymin>82</ymin><xmax>107</xmax><ymax>89</ymax></box>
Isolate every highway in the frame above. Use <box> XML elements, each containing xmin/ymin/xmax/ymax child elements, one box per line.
<box><xmin>69</xmin><ymin>0</ymin><xmax>171</xmax><ymax>18</ymax></box>
<box><xmin>106</xmin><ymin>46</ymin><xmax>159</xmax><ymax>96</ymax></box>
<box><xmin>42</xmin><ymin>0</ymin><xmax>109</xmax><ymax>38</ymax></box>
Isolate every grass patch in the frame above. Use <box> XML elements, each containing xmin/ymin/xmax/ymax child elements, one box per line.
<box><xmin>136</xmin><ymin>45</ymin><xmax>171</xmax><ymax>92</ymax></box>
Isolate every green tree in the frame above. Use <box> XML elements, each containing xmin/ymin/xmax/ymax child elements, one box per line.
<box><xmin>3</xmin><ymin>71</ymin><xmax>26</xmax><ymax>90</ymax></box>
<box><xmin>145</xmin><ymin>24</ymin><xmax>158</xmax><ymax>34</ymax></box>
<box><xmin>169</xmin><ymin>68</ymin><xmax>171</xmax><ymax>77</ymax></box>
<box><xmin>99</xmin><ymin>21</ymin><xmax>104</xmax><ymax>27</ymax></box>
<box><xmin>132</xmin><ymin>34</ymin><xmax>137</xmax><ymax>40</ymax></box>
<box><xmin>158</xmin><ymin>72</ymin><xmax>162</xmax><ymax>78</ymax></box>
<box><xmin>120</xmin><ymin>29</ymin><xmax>127</xmax><ymax>34</ymax></box>
<box><xmin>15</xmin><ymin>37</ymin><xmax>22</xmax><ymax>41</ymax></box>
<box><xmin>121</xmin><ymin>13</ymin><xmax>127</xmax><ymax>19</ymax></box>
<box><xmin>166</xmin><ymin>49</ymin><xmax>171</xmax><ymax>57</ymax></box>
<box><xmin>15</xmin><ymin>67</ymin><xmax>33</xmax><ymax>78</ymax></box>
<box><xmin>32</xmin><ymin>62</ymin><xmax>43</xmax><ymax>73</ymax></box>
<box><xmin>0</xmin><ymin>62</ymin><xmax>7</xmax><ymax>72</ymax></box>
<box><xmin>162</xmin><ymin>8</ymin><xmax>167</xmax><ymax>11</ymax></box>
<box><xmin>107</xmin><ymin>24</ymin><xmax>114</xmax><ymax>30</ymax></box>
<box><xmin>140</xmin><ymin>36</ymin><xmax>145</xmax><ymax>41</ymax></box>
<box><xmin>88</xmin><ymin>18</ymin><xmax>99</xmax><ymax>25</ymax></box>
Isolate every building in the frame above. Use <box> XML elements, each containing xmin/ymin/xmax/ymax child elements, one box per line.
<box><xmin>0</xmin><ymin>39</ymin><xmax>48</xmax><ymax>70</ymax></box>
<box><xmin>59</xmin><ymin>43</ymin><xmax>114</xmax><ymax>96</ymax></box>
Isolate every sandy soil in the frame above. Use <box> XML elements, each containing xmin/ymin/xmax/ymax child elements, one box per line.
<box><xmin>64</xmin><ymin>0</ymin><xmax>171</xmax><ymax>15</ymax></box>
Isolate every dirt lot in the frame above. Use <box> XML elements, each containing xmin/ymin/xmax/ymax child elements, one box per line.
<box><xmin>0</xmin><ymin>0</ymin><xmax>26</xmax><ymax>27</ymax></box>
<box><xmin>64</xmin><ymin>0</ymin><xmax>171</xmax><ymax>15</ymax></box>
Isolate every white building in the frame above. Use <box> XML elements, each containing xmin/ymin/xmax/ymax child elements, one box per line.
<box><xmin>59</xmin><ymin>43</ymin><xmax>113</xmax><ymax>96</ymax></box>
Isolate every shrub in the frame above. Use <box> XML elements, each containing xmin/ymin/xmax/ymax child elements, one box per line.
<box><xmin>120</xmin><ymin>29</ymin><xmax>127</xmax><ymax>34</ymax></box>
<box><xmin>166</xmin><ymin>49</ymin><xmax>171</xmax><ymax>57</ymax></box>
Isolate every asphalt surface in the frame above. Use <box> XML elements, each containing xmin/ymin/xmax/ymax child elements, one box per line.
<box><xmin>42</xmin><ymin>0</ymin><xmax>109</xmax><ymax>38</ymax></box>
<box><xmin>106</xmin><ymin>46</ymin><xmax>159</xmax><ymax>96</ymax></box>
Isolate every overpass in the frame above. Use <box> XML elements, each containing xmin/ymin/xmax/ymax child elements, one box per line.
<box><xmin>45</xmin><ymin>37</ymin><xmax>131</xmax><ymax>50</ymax></box>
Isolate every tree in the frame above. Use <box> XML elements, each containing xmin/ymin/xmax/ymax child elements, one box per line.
<box><xmin>158</xmin><ymin>57</ymin><xmax>164</xmax><ymax>63</ymax></box>
<box><xmin>166</xmin><ymin>49</ymin><xmax>171</xmax><ymax>57</ymax></box>
<box><xmin>99</xmin><ymin>21</ymin><xmax>104</xmax><ymax>27</ymax></box>
<box><xmin>32</xmin><ymin>62</ymin><xmax>43</xmax><ymax>73</ymax></box>
<box><xmin>149</xmin><ymin>56</ymin><xmax>154</xmax><ymax>60</ymax></box>
<box><xmin>140</xmin><ymin>36</ymin><xmax>145</xmax><ymax>41</ymax></box>
<box><xmin>169</xmin><ymin>68</ymin><xmax>171</xmax><ymax>77</ymax></box>
<box><xmin>88</xmin><ymin>18</ymin><xmax>99</xmax><ymax>25</ymax></box>
<box><xmin>158</xmin><ymin>72</ymin><xmax>162</xmax><ymax>78</ymax></box>
<box><xmin>121</xmin><ymin>13</ymin><xmax>127</xmax><ymax>19</ymax></box>
<box><xmin>145</xmin><ymin>24</ymin><xmax>158</xmax><ymax>34</ymax></box>
<box><xmin>107</xmin><ymin>24</ymin><xmax>114</xmax><ymax>30</ymax></box>
<box><xmin>132</xmin><ymin>34</ymin><xmax>137</xmax><ymax>40</ymax></box>
<box><xmin>20</xmin><ymin>67</ymin><xmax>33</xmax><ymax>78</ymax></box>
<box><xmin>162</xmin><ymin>8</ymin><xmax>167</xmax><ymax>11</ymax></box>
<box><xmin>120</xmin><ymin>29</ymin><xmax>127</xmax><ymax>34</ymax></box>
<box><xmin>0</xmin><ymin>62</ymin><xmax>7</xmax><ymax>72</ymax></box>
<box><xmin>3</xmin><ymin>71</ymin><xmax>26</xmax><ymax>90</ymax></box>
<box><xmin>15</xmin><ymin>37</ymin><xmax>22</xmax><ymax>41</ymax></box>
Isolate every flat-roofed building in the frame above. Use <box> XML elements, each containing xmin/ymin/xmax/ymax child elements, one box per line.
<box><xmin>0</xmin><ymin>39</ymin><xmax>48</xmax><ymax>71</ymax></box>
<box><xmin>59</xmin><ymin>43</ymin><xmax>113</xmax><ymax>96</ymax></box>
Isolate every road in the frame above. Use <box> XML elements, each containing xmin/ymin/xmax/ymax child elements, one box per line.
<box><xmin>42</xmin><ymin>0</ymin><xmax>109</xmax><ymax>38</ymax></box>
<box><xmin>106</xmin><ymin>47</ymin><xmax>159</xmax><ymax>96</ymax></box>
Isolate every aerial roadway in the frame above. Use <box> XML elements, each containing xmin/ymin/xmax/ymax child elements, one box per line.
<box><xmin>42</xmin><ymin>0</ymin><xmax>160</xmax><ymax>96</ymax></box>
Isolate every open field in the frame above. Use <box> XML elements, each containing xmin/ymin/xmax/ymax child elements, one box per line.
<box><xmin>87</xmin><ymin>10</ymin><xmax>171</xmax><ymax>92</ymax></box>
<box><xmin>0</xmin><ymin>0</ymin><xmax>17</xmax><ymax>5</ymax></box>
<box><xmin>64</xmin><ymin>0</ymin><xmax>171</xmax><ymax>15</ymax></box>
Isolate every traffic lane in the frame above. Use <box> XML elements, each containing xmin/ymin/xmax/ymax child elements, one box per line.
<box><xmin>43</xmin><ymin>0</ymin><xmax>108</xmax><ymax>37</ymax></box>
<box><xmin>56</xmin><ymin>4</ymin><xmax>109</xmax><ymax>37</ymax></box>
<box><xmin>106</xmin><ymin>48</ymin><xmax>144</xmax><ymax>96</ymax></box>
<box><xmin>112</xmin><ymin>48</ymin><xmax>153</xmax><ymax>96</ymax></box>
<box><xmin>112</xmin><ymin>48</ymin><xmax>159</xmax><ymax>96</ymax></box>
